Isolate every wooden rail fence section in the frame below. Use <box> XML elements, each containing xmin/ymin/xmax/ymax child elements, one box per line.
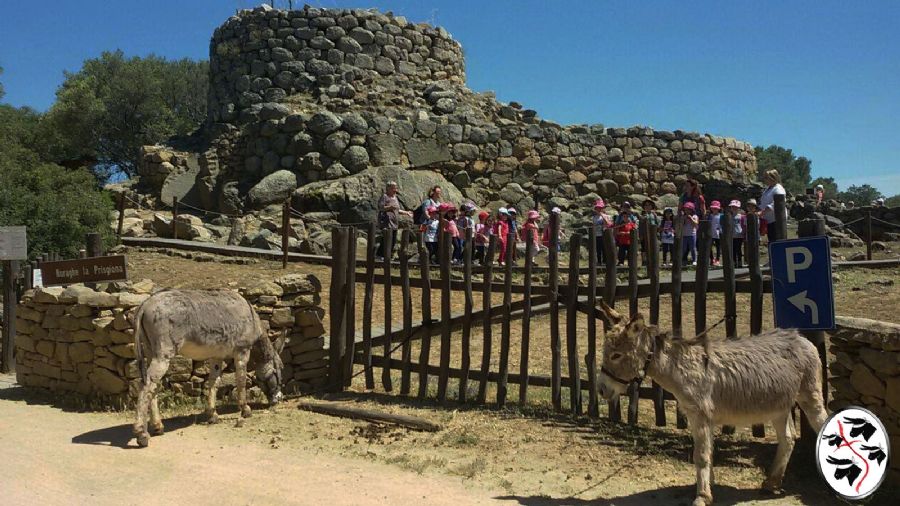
<box><xmin>323</xmin><ymin>209</ymin><xmax>820</xmax><ymax>433</ymax></box>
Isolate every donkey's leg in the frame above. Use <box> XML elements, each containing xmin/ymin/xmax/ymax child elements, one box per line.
<box><xmin>762</xmin><ymin>412</ymin><xmax>794</xmax><ymax>493</ymax></box>
<box><xmin>204</xmin><ymin>360</ymin><xmax>225</xmax><ymax>424</ymax></box>
<box><xmin>132</xmin><ymin>357</ymin><xmax>170</xmax><ymax>447</ymax></box>
<box><xmin>149</xmin><ymin>391</ymin><xmax>164</xmax><ymax>436</ymax></box>
<box><xmin>690</xmin><ymin>416</ymin><xmax>714</xmax><ymax>506</ymax></box>
<box><xmin>235</xmin><ymin>349</ymin><xmax>252</xmax><ymax>418</ymax></box>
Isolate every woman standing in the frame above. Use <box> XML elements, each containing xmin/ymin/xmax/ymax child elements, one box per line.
<box><xmin>758</xmin><ymin>169</ymin><xmax>787</xmax><ymax>243</ymax></box>
<box><xmin>679</xmin><ymin>179</ymin><xmax>707</xmax><ymax>219</ymax></box>
<box><xmin>417</xmin><ymin>186</ymin><xmax>443</xmax><ymax>224</ymax></box>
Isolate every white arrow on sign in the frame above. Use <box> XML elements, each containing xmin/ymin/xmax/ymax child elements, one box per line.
<box><xmin>788</xmin><ymin>290</ymin><xmax>819</xmax><ymax>325</ymax></box>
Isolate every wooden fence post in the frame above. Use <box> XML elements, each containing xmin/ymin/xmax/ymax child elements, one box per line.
<box><xmin>282</xmin><ymin>199</ymin><xmax>290</xmax><ymax>269</ymax></box>
<box><xmin>549</xmin><ymin>213</ymin><xmax>562</xmax><ymax>411</ymax></box>
<box><xmin>627</xmin><ymin>226</ymin><xmax>640</xmax><ymax>424</ymax></box>
<box><xmin>720</xmin><ymin>212</ymin><xmax>737</xmax><ymax>435</ymax></box>
<box><xmin>327</xmin><ymin>228</ymin><xmax>349</xmax><ymax>391</ymax></box>
<box><xmin>694</xmin><ymin>220</ymin><xmax>711</xmax><ymax>338</ymax></box>
<box><xmin>866</xmin><ymin>211</ymin><xmax>873</xmax><ymax>260</ymax></box>
<box><xmin>399</xmin><ymin>230</ymin><xmax>413</xmax><ymax>395</ymax></box>
<box><xmin>586</xmin><ymin>226</ymin><xmax>599</xmax><ymax>417</ymax></box>
<box><xmin>1</xmin><ymin>260</ymin><xmax>17</xmax><ymax>373</ymax></box>
<box><xmin>459</xmin><ymin>227</ymin><xmax>474</xmax><ymax>402</ymax></box>
<box><xmin>566</xmin><ymin>233</ymin><xmax>582</xmax><ymax>415</ymax></box>
<box><xmin>437</xmin><ymin>230</ymin><xmax>452</xmax><ymax>403</ymax></box>
<box><xmin>671</xmin><ymin>214</ymin><xmax>687</xmax><ymax>429</ymax></box>
<box><xmin>343</xmin><ymin>227</ymin><xmax>357</xmax><ymax>387</ymax></box>
<box><xmin>86</xmin><ymin>233</ymin><xmax>103</xmax><ymax>258</ymax></box>
<box><xmin>497</xmin><ymin>230</ymin><xmax>515</xmax><ymax>407</ymax></box>
<box><xmin>362</xmin><ymin>223</ymin><xmax>376</xmax><ymax>390</ymax></box>
<box><xmin>418</xmin><ymin>231</ymin><xmax>434</xmax><ymax>399</ymax></box>
<box><xmin>797</xmin><ymin>215</ymin><xmax>829</xmax><ymax>447</ymax></box>
<box><xmin>774</xmin><ymin>193</ymin><xmax>787</xmax><ymax>242</ymax></box>
<box><xmin>518</xmin><ymin>231</ymin><xmax>534</xmax><ymax>406</ymax></box>
<box><xmin>477</xmin><ymin>235</ymin><xmax>497</xmax><ymax>403</ymax></box>
<box><xmin>647</xmin><ymin>223</ymin><xmax>666</xmax><ymax>426</ymax></box>
<box><xmin>116</xmin><ymin>193</ymin><xmax>126</xmax><ymax>242</ymax></box>
<box><xmin>602</xmin><ymin>227</ymin><xmax>620</xmax><ymax>422</ymax></box>
<box><xmin>172</xmin><ymin>197</ymin><xmax>179</xmax><ymax>240</ymax></box>
<box><xmin>382</xmin><ymin>228</ymin><xmax>394</xmax><ymax>392</ymax></box>
<box><xmin>747</xmin><ymin>214</ymin><xmax>766</xmax><ymax>437</ymax></box>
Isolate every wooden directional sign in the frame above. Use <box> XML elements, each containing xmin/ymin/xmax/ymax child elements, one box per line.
<box><xmin>40</xmin><ymin>255</ymin><xmax>128</xmax><ymax>286</ymax></box>
<box><xmin>0</xmin><ymin>226</ymin><xmax>27</xmax><ymax>260</ymax></box>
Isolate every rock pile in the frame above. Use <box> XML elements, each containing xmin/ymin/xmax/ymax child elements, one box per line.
<box><xmin>828</xmin><ymin>316</ymin><xmax>900</xmax><ymax>483</ymax></box>
<box><xmin>14</xmin><ymin>274</ymin><xmax>327</xmax><ymax>405</ymax></box>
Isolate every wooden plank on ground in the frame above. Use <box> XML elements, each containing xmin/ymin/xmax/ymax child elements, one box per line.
<box><xmin>299</xmin><ymin>400</ymin><xmax>441</xmax><ymax>432</ymax></box>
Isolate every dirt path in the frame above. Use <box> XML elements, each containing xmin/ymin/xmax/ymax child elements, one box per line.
<box><xmin>0</xmin><ymin>379</ymin><xmax>502</xmax><ymax>506</ymax></box>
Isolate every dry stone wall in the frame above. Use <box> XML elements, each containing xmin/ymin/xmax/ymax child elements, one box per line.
<box><xmin>14</xmin><ymin>274</ymin><xmax>326</xmax><ymax>406</ymax></box>
<box><xmin>828</xmin><ymin>316</ymin><xmax>900</xmax><ymax>485</ymax></box>
<box><xmin>137</xmin><ymin>4</ymin><xmax>757</xmax><ymax>225</ymax></box>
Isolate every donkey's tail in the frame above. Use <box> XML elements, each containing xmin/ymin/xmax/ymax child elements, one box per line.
<box><xmin>133</xmin><ymin>302</ymin><xmax>148</xmax><ymax>385</ymax></box>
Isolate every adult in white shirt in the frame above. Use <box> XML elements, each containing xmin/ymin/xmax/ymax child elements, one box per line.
<box><xmin>758</xmin><ymin>169</ymin><xmax>787</xmax><ymax>242</ymax></box>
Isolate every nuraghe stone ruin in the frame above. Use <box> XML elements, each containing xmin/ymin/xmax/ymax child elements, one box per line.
<box><xmin>135</xmin><ymin>4</ymin><xmax>758</xmax><ymax>234</ymax></box>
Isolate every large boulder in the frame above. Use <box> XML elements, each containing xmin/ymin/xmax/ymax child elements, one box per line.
<box><xmin>248</xmin><ymin>170</ymin><xmax>298</xmax><ymax>208</ymax></box>
<box><xmin>293</xmin><ymin>165</ymin><xmax>463</xmax><ymax>223</ymax></box>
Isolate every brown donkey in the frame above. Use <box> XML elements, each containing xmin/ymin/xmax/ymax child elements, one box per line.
<box><xmin>596</xmin><ymin>301</ymin><xmax>827</xmax><ymax>506</ymax></box>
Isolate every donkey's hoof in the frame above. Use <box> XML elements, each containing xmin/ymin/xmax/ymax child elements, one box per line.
<box><xmin>136</xmin><ymin>432</ymin><xmax>150</xmax><ymax>448</ymax></box>
<box><xmin>760</xmin><ymin>478</ymin><xmax>784</xmax><ymax>495</ymax></box>
<box><xmin>241</xmin><ymin>406</ymin><xmax>252</xmax><ymax>418</ymax></box>
<box><xmin>149</xmin><ymin>423</ymin><xmax>165</xmax><ymax>436</ymax></box>
<box><xmin>692</xmin><ymin>495</ymin><xmax>712</xmax><ymax>506</ymax></box>
<box><xmin>207</xmin><ymin>412</ymin><xmax>219</xmax><ymax>425</ymax></box>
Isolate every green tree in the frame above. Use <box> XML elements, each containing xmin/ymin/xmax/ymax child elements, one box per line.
<box><xmin>45</xmin><ymin>51</ymin><xmax>208</xmax><ymax>180</ymax></box>
<box><xmin>838</xmin><ymin>184</ymin><xmax>883</xmax><ymax>206</ymax></box>
<box><xmin>0</xmin><ymin>65</ymin><xmax>5</xmax><ymax>100</ymax></box>
<box><xmin>885</xmin><ymin>195</ymin><xmax>900</xmax><ymax>207</ymax></box>
<box><xmin>810</xmin><ymin>176</ymin><xmax>839</xmax><ymax>199</ymax></box>
<box><xmin>754</xmin><ymin>145</ymin><xmax>812</xmax><ymax>195</ymax></box>
<box><xmin>0</xmin><ymin>105</ymin><xmax>113</xmax><ymax>258</ymax></box>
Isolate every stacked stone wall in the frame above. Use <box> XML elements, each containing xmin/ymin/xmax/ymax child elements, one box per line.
<box><xmin>828</xmin><ymin>316</ymin><xmax>900</xmax><ymax>485</ymax></box>
<box><xmin>138</xmin><ymin>5</ymin><xmax>758</xmax><ymax>224</ymax></box>
<box><xmin>209</xmin><ymin>5</ymin><xmax>465</xmax><ymax>123</ymax></box>
<box><xmin>14</xmin><ymin>274</ymin><xmax>326</xmax><ymax>406</ymax></box>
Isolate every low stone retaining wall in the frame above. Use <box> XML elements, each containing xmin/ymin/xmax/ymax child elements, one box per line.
<box><xmin>828</xmin><ymin>316</ymin><xmax>900</xmax><ymax>484</ymax></box>
<box><xmin>14</xmin><ymin>274</ymin><xmax>326</xmax><ymax>406</ymax></box>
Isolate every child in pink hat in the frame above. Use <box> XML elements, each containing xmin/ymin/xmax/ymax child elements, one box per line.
<box><xmin>729</xmin><ymin>200</ymin><xmax>746</xmax><ymax>267</ymax></box>
<box><xmin>681</xmin><ymin>201</ymin><xmax>699</xmax><ymax>265</ymax></box>
<box><xmin>520</xmin><ymin>210</ymin><xmax>541</xmax><ymax>260</ymax></box>
<box><xmin>709</xmin><ymin>200</ymin><xmax>722</xmax><ymax>266</ymax></box>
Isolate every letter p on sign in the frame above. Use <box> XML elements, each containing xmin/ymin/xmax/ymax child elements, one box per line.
<box><xmin>785</xmin><ymin>246</ymin><xmax>812</xmax><ymax>283</ymax></box>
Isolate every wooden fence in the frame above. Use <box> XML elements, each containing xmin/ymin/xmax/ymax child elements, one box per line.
<box><xmin>323</xmin><ymin>208</ymin><xmax>814</xmax><ymax>432</ymax></box>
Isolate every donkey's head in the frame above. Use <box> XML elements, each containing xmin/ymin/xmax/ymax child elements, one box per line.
<box><xmin>597</xmin><ymin>300</ymin><xmax>658</xmax><ymax>400</ymax></box>
<box><xmin>253</xmin><ymin>333</ymin><xmax>286</xmax><ymax>405</ymax></box>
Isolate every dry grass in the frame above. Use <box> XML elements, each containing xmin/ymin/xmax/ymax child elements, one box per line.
<box><xmin>123</xmin><ymin>248</ymin><xmax>898</xmax><ymax>504</ymax></box>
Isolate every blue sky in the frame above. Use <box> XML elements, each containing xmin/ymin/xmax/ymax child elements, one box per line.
<box><xmin>2</xmin><ymin>1</ymin><xmax>898</xmax><ymax>194</ymax></box>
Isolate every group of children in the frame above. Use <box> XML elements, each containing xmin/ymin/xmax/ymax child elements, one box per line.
<box><xmin>418</xmin><ymin>197</ymin><xmax>765</xmax><ymax>269</ymax></box>
<box><xmin>419</xmin><ymin>202</ymin><xmax>544</xmax><ymax>266</ymax></box>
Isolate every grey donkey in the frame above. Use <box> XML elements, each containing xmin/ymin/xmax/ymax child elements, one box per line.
<box><xmin>596</xmin><ymin>300</ymin><xmax>828</xmax><ymax>505</ymax></box>
<box><xmin>132</xmin><ymin>289</ymin><xmax>284</xmax><ymax>447</ymax></box>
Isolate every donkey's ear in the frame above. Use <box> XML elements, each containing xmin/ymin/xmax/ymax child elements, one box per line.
<box><xmin>598</xmin><ymin>299</ymin><xmax>623</xmax><ymax>324</ymax></box>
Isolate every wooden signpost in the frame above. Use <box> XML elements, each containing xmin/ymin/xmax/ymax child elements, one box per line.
<box><xmin>1</xmin><ymin>226</ymin><xmax>28</xmax><ymax>373</ymax></box>
<box><xmin>39</xmin><ymin>255</ymin><xmax>128</xmax><ymax>286</ymax></box>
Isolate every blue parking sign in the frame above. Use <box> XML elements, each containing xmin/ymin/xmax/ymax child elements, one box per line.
<box><xmin>769</xmin><ymin>236</ymin><xmax>835</xmax><ymax>330</ymax></box>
